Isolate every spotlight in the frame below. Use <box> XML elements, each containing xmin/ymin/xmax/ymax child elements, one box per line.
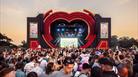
<box><xmin>62</xmin><ymin>28</ymin><xmax>65</xmax><ymax>31</ymax></box>
<box><xmin>57</xmin><ymin>29</ymin><xmax>60</xmax><ymax>31</ymax></box>
<box><xmin>79</xmin><ymin>28</ymin><xmax>82</xmax><ymax>31</ymax></box>
<box><xmin>74</xmin><ymin>28</ymin><xmax>77</xmax><ymax>31</ymax></box>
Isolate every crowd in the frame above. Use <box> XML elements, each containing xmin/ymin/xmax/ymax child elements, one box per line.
<box><xmin>0</xmin><ymin>47</ymin><xmax>138</xmax><ymax>77</ymax></box>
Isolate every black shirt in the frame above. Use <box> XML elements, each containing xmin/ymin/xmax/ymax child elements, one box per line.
<box><xmin>102</xmin><ymin>71</ymin><xmax>118</xmax><ymax>77</ymax></box>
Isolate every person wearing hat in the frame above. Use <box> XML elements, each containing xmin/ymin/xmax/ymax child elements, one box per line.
<box><xmin>98</xmin><ymin>58</ymin><xmax>118</xmax><ymax>77</ymax></box>
<box><xmin>52</xmin><ymin>57</ymin><xmax>74</xmax><ymax>77</ymax></box>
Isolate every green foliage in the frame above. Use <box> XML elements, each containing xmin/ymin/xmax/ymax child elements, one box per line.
<box><xmin>110</xmin><ymin>35</ymin><xmax>138</xmax><ymax>48</ymax></box>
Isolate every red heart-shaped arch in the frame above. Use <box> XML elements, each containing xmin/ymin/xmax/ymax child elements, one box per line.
<box><xmin>42</xmin><ymin>10</ymin><xmax>96</xmax><ymax>48</ymax></box>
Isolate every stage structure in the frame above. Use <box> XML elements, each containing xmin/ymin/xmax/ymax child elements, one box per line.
<box><xmin>27</xmin><ymin>10</ymin><xmax>111</xmax><ymax>49</ymax></box>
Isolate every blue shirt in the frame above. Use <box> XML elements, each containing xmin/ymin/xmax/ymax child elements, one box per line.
<box><xmin>16</xmin><ymin>69</ymin><xmax>26</xmax><ymax>77</ymax></box>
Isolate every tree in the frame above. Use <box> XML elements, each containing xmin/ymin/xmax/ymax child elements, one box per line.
<box><xmin>110</xmin><ymin>35</ymin><xmax>118</xmax><ymax>48</ymax></box>
<box><xmin>21</xmin><ymin>40</ymin><xmax>27</xmax><ymax>48</ymax></box>
<box><xmin>132</xmin><ymin>38</ymin><xmax>138</xmax><ymax>47</ymax></box>
<box><xmin>0</xmin><ymin>33</ymin><xmax>16</xmax><ymax>47</ymax></box>
<box><xmin>118</xmin><ymin>37</ymin><xmax>134</xmax><ymax>48</ymax></box>
<box><xmin>110</xmin><ymin>35</ymin><xmax>138</xmax><ymax>48</ymax></box>
<box><xmin>0</xmin><ymin>33</ymin><xmax>12</xmax><ymax>42</ymax></box>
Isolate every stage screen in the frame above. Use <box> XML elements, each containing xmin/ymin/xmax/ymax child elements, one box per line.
<box><xmin>60</xmin><ymin>38</ymin><xmax>78</xmax><ymax>48</ymax></box>
<box><xmin>100</xmin><ymin>22</ymin><xmax>108</xmax><ymax>38</ymax></box>
<box><xmin>30</xmin><ymin>22</ymin><xmax>38</xmax><ymax>38</ymax></box>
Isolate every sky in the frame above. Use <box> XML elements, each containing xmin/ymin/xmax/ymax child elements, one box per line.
<box><xmin>0</xmin><ymin>0</ymin><xmax>138</xmax><ymax>45</ymax></box>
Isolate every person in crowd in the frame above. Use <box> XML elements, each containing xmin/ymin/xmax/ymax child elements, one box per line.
<box><xmin>40</xmin><ymin>62</ymin><xmax>57</xmax><ymax>77</ymax></box>
<box><xmin>118</xmin><ymin>64</ymin><xmax>129</xmax><ymax>77</ymax></box>
<box><xmin>52</xmin><ymin>57</ymin><xmax>74</xmax><ymax>77</ymax></box>
<box><xmin>27</xmin><ymin>72</ymin><xmax>38</xmax><ymax>77</ymax></box>
<box><xmin>31</xmin><ymin>61</ymin><xmax>43</xmax><ymax>77</ymax></box>
<box><xmin>0</xmin><ymin>62</ymin><xmax>15</xmax><ymax>77</ymax></box>
<box><xmin>39</xmin><ymin>54</ymin><xmax>48</xmax><ymax>71</ymax></box>
<box><xmin>74</xmin><ymin>63</ymin><xmax>91</xmax><ymax>77</ymax></box>
<box><xmin>45</xmin><ymin>62</ymin><xmax>55</xmax><ymax>75</ymax></box>
<box><xmin>0</xmin><ymin>47</ymin><xmax>138</xmax><ymax>77</ymax></box>
<box><xmin>133</xmin><ymin>63</ymin><xmax>138</xmax><ymax>77</ymax></box>
<box><xmin>24</xmin><ymin>56</ymin><xmax>37</xmax><ymax>75</ymax></box>
<box><xmin>91</xmin><ymin>66</ymin><xmax>102</xmax><ymax>77</ymax></box>
<box><xmin>15</xmin><ymin>62</ymin><xmax>26</xmax><ymax>77</ymax></box>
<box><xmin>90</xmin><ymin>55</ymin><xmax>101</xmax><ymax>68</ymax></box>
<box><xmin>98</xmin><ymin>58</ymin><xmax>118</xmax><ymax>77</ymax></box>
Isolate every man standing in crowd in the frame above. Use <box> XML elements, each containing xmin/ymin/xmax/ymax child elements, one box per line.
<box><xmin>24</xmin><ymin>56</ymin><xmax>37</xmax><ymax>75</ymax></box>
<box><xmin>52</xmin><ymin>57</ymin><xmax>74</xmax><ymax>77</ymax></box>
<box><xmin>15</xmin><ymin>62</ymin><xmax>26</xmax><ymax>77</ymax></box>
<box><xmin>98</xmin><ymin>58</ymin><xmax>118</xmax><ymax>77</ymax></box>
<box><xmin>74</xmin><ymin>63</ymin><xmax>91</xmax><ymax>77</ymax></box>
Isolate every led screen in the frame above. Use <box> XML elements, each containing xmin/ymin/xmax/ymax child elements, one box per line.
<box><xmin>60</xmin><ymin>38</ymin><xmax>78</xmax><ymax>48</ymax></box>
<box><xmin>100</xmin><ymin>22</ymin><xmax>108</xmax><ymax>38</ymax></box>
<box><xmin>30</xmin><ymin>22</ymin><xmax>38</xmax><ymax>38</ymax></box>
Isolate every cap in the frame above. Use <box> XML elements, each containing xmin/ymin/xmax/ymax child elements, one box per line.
<box><xmin>98</xmin><ymin>58</ymin><xmax>113</xmax><ymax>66</ymax></box>
<box><xmin>63</xmin><ymin>57</ymin><xmax>74</xmax><ymax>66</ymax></box>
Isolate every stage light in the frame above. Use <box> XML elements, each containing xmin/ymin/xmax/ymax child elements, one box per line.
<box><xmin>58</xmin><ymin>24</ymin><xmax>61</xmax><ymax>26</ymax></box>
<box><xmin>61</xmin><ymin>28</ymin><xmax>65</xmax><ymax>31</ymax></box>
<box><xmin>79</xmin><ymin>28</ymin><xmax>82</xmax><ymax>31</ymax></box>
<box><xmin>74</xmin><ymin>28</ymin><xmax>77</xmax><ymax>31</ymax></box>
<box><xmin>59</xmin><ymin>23</ymin><xmax>66</xmax><ymax>26</ymax></box>
<box><xmin>57</xmin><ymin>29</ymin><xmax>60</xmax><ymax>31</ymax></box>
<box><xmin>62</xmin><ymin>23</ymin><xmax>65</xmax><ymax>26</ymax></box>
<box><xmin>79</xmin><ymin>28</ymin><xmax>84</xmax><ymax>33</ymax></box>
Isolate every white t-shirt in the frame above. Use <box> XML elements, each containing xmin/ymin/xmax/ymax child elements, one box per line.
<box><xmin>40</xmin><ymin>59</ymin><xmax>47</xmax><ymax>70</ymax></box>
<box><xmin>31</xmin><ymin>66</ymin><xmax>44</xmax><ymax>77</ymax></box>
<box><xmin>80</xmin><ymin>54</ymin><xmax>90</xmax><ymax>63</ymax></box>
<box><xmin>24</xmin><ymin>62</ymin><xmax>35</xmax><ymax>75</ymax></box>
